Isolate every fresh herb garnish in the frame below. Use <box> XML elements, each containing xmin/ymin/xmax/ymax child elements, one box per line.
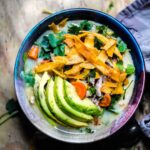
<box><xmin>123</xmin><ymin>80</ymin><xmax>133</xmax><ymax>99</ymax></box>
<box><xmin>80</xmin><ymin>20</ymin><xmax>93</xmax><ymax>31</ymax></box>
<box><xmin>106</xmin><ymin>1</ymin><xmax>114</xmax><ymax>13</ymax></box>
<box><xmin>68</xmin><ymin>20</ymin><xmax>93</xmax><ymax>35</ymax></box>
<box><xmin>89</xmin><ymin>69</ymin><xmax>96</xmax><ymax>78</ymax></box>
<box><xmin>0</xmin><ymin>99</ymin><xmax>19</xmax><ymax>126</ymax></box>
<box><xmin>88</xmin><ymin>87</ymin><xmax>96</xmax><ymax>95</ymax></box>
<box><xmin>107</xmin><ymin>95</ymin><xmax>121</xmax><ymax>114</ymax></box>
<box><xmin>53</xmin><ymin>44</ymin><xmax>65</xmax><ymax>56</ymax></box>
<box><xmin>96</xmin><ymin>25</ymin><xmax>108</xmax><ymax>36</ymax></box>
<box><xmin>39</xmin><ymin>48</ymin><xmax>51</xmax><ymax>59</ymax></box>
<box><xmin>68</xmin><ymin>24</ymin><xmax>81</xmax><ymax>35</ymax></box>
<box><xmin>94</xmin><ymin>37</ymin><xmax>104</xmax><ymax>49</ymax></box>
<box><xmin>116</xmin><ymin>61</ymin><xmax>124</xmax><ymax>71</ymax></box>
<box><xmin>36</xmin><ymin>31</ymin><xmax>66</xmax><ymax>58</ymax></box>
<box><xmin>23</xmin><ymin>52</ymin><xmax>28</xmax><ymax>63</ymax></box>
<box><xmin>20</xmin><ymin>71</ymin><xmax>35</xmax><ymax>86</ymax></box>
<box><xmin>117</xmin><ymin>39</ymin><xmax>127</xmax><ymax>53</ymax></box>
<box><xmin>125</xmin><ymin>64</ymin><xmax>135</xmax><ymax>75</ymax></box>
<box><xmin>80</xmin><ymin>127</ymin><xmax>94</xmax><ymax>133</ymax></box>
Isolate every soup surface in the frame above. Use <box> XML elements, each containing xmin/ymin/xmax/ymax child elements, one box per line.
<box><xmin>21</xmin><ymin>19</ymin><xmax>135</xmax><ymax>133</ymax></box>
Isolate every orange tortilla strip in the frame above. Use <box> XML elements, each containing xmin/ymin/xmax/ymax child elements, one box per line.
<box><xmin>101</xmin><ymin>38</ymin><xmax>116</xmax><ymax>50</ymax></box>
<box><xmin>35</xmin><ymin>62</ymin><xmax>64</xmax><ymax>73</ymax></box>
<box><xmin>114</xmin><ymin>47</ymin><xmax>123</xmax><ymax>60</ymax></box>
<box><xmin>103</xmin><ymin>81</ymin><xmax>117</xmax><ymax>88</ymax></box>
<box><xmin>107</xmin><ymin>44</ymin><xmax>116</xmax><ymax>57</ymax></box>
<box><xmin>48</xmin><ymin>22</ymin><xmax>59</xmax><ymax>33</ymax></box>
<box><xmin>98</xmin><ymin>50</ymin><xmax>108</xmax><ymax>63</ymax></box>
<box><xmin>58</xmin><ymin>18</ymin><xmax>68</xmax><ymax>27</ymax></box>
<box><xmin>101</xmin><ymin>86</ymin><xmax>113</xmax><ymax>94</ymax></box>
<box><xmin>112</xmin><ymin>83</ymin><xmax>124</xmax><ymax>94</ymax></box>
<box><xmin>84</xmin><ymin>34</ymin><xmax>95</xmax><ymax>48</ymax></box>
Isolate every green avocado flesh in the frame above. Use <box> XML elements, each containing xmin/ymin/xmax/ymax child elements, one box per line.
<box><xmin>46</xmin><ymin>78</ymin><xmax>87</xmax><ymax>127</ymax></box>
<box><xmin>64</xmin><ymin>81</ymin><xmax>101</xmax><ymax>116</ymax></box>
<box><xmin>54</xmin><ymin>76</ymin><xmax>93</xmax><ymax>122</ymax></box>
<box><xmin>38</xmin><ymin>72</ymin><xmax>63</xmax><ymax>124</ymax></box>
<box><xmin>34</xmin><ymin>74</ymin><xmax>56</xmax><ymax>126</ymax></box>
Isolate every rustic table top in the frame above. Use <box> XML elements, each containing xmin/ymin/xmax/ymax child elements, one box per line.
<box><xmin>1</xmin><ymin>0</ymin><xmax>150</xmax><ymax>149</ymax></box>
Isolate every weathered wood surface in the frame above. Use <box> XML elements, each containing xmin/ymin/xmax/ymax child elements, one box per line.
<box><xmin>2</xmin><ymin>0</ymin><xmax>149</xmax><ymax>150</ymax></box>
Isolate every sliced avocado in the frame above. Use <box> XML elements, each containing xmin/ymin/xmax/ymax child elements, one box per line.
<box><xmin>64</xmin><ymin>81</ymin><xmax>101</xmax><ymax>116</ymax></box>
<box><xmin>46</xmin><ymin>78</ymin><xmax>87</xmax><ymax>127</ymax></box>
<box><xmin>38</xmin><ymin>72</ymin><xmax>63</xmax><ymax>124</ymax></box>
<box><xmin>34</xmin><ymin>74</ymin><xmax>56</xmax><ymax>126</ymax></box>
<box><xmin>55</xmin><ymin>76</ymin><xmax>93</xmax><ymax>122</ymax></box>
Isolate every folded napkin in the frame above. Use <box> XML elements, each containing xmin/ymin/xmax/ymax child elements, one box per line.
<box><xmin>117</xmin><ymin>0</ymin><xmax>150</xmax><ymax>73</ymax></box>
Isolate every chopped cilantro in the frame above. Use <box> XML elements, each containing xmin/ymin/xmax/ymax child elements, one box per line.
<box><xmin>125</xmin><ymin>64</ymin><xmax>135</xmax><ymax>75</ymax></box>
<box><xmin>88</xmin><ymin>87</ymin><xmax>96</xmax><ymax>95</ymax></box>
<box><xmin>94</xmin><ymin>37</ymin><xmax>104</xmax><ymax>49</ymax></box>
<box><xmin>68</xmin><ymin>24</ymin><xmax>81</xmax><ymax>35</ymax></box>
<box><xmin>80</xmin><ymin>20</ymin><xmax>93</xmax><ymax>31</ymax></box>
<box><xmin>106</xmin><ymin>1</ymin><xmax>114</xmax><ymax>13</ymax></box>
<box><xmin>96</xmin><ymin>25</ymin><xmax>108</xmax><ymax>36</ymax></box>
<box><xmin>68</xmin><ymin>20</ymin><xmax>93</xmax><ymax>35</ymax></box>
<box><xmin>107</xmin><ymin>95</ymin><xmax>121</xmax><ymax>114</ymax></box>
<box><xmin>89</xmin><ymin>69</ymin><xmax>96</xmax><ymax>78</ymax></box>
<box><xmin>39</xmin><ymin>48</ymin><xmax>51</xmax><ymax>59</ymax></box>
<box><xmin>117</xmin><ymin>39</ymin><xmax>127</xmax><ymax>53</ymax></box>
<box><xmin>116</xmin><ymin>61</ymin><xmax>124</xmax><ymax>71</ymax></box>
<box><xmin>20</xmin><ymin>71</ymin><xmax>35</xmax><ymax>86</ymax></box>
<box><xmin>23</xmin><ymin>52</ymin><xmax>28</xmax><ymax>63</ymax></box>
<box><xmin>80</xmin><ymin>127</ymin><xmax>94</xmax><ymax>133</ymax></box>
<box><xmin>123</xmin><ymin>80</ymin><xmax>133</xmax><ymax>99</ymax></box>
<box><xmin>54</xmin><ymin>44</ymin><xmax>65</xmax><ymax>56</ymax></box>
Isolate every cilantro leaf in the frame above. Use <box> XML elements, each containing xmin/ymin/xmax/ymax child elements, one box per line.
<box><xmin>88</xmin><ymin>87</ymin><xmax>96</xmax><ymax>95</ymax></box>
<box><xmin>94</xmin><ymin>37</ymin><xmax>104</xmax><ymax>49</ymax></box>
<box><xmin>48</xmin><ymin>33</ymin><xmax>58</xmax><ymax>48</ymax></box>
<box><xmin>89</xmin><ymin>69</ymin><xmax>96</xmax><ymax>78</ymax></box>
<box><xmin>20</xmin><ymin>71</ymin><xmax>35</xmax><ymax>86</ymax></box>
<box><xmin>6</xmin><ymin>99</ymin><xmax>19</xmax><ymax>114</ymax></box>
<box><xmin>68</xmin><ymin>24</ymin><xmax>81</xmax><ymax>35</ymax></box>
<box><xmin>23</xmin><ymin>52</ymin><xmax>28</xmax><ymax>63</ymax></box>
<box><xmin>96</xmin><ymin>25</ymin><xmax>108</xmax><ymax>36</ymax></box>
<box><xmin>125</xmin><ymin>64</ymin><xmax>135</xmax><ymax>75</ymax></box>
<box><xmin>80</xmin><ymin>20</ymin><xmax>93</xmax><ymax>31</ymax></box>
<box><xmin>116</xmin><ymin>61</ymin><xmax>124</xmax><ymax>71</ymax></box>
<box><xmin>54</xmin><ymin>44</ymin><xmax>65</xmax><ymax>56</ymax></box>
<box><xmin>39</xmin><ymin>48</ymin><xmax>51</xmax><ymax>59</ymax></box>
<box><xmin>118</xmin><ymin>40</ymin><xmax>127</xmax><ymax>52</ymax></box>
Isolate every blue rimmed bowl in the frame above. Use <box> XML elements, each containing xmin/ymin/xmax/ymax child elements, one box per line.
<box><xmin>14</xmin><ymin>8</ymin><xmax>145</xmax><ymax>143</ymax></box>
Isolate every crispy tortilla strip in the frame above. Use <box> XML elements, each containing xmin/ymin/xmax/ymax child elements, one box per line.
<box><xmin>108</xmin><ymin>68</ymin><xmax>120</xmax><ymax>82</ymax></box>
<box><xmin>98</xmin><ymin>50</ymin><xmax>108</xmax><ymax>63</ymax></box>
<box><xmin>48</xmin><ymin>22</ymin><xmax>59</xmax><ymax>33</ymax></box>
<box><xmin>35</xmin><ymin>62</ymin><xmax>64</xmax><ymax>73</ymax></box>
<box><xmin>95</xmin><ymin>71</ymin><xmax>101</xmax><ymax>79</ymax></box>
<box><xmin>80</xmin><ymin>62</ymin><xmax>95</xmax><ymax>69</ymax></box>
<box><xmin>103</xmin><ymin>81</ymin><xmax>117</xmax><ymax>88</ymax></box>
<box><xmin>65</xmin><ymin>45</ymin><xmax>70</xmax><ymax>55</ymax></box>
<box><xmin>78</xmin><ymin>32</ymin><xmax>88</xmax><ymax>38</ymax></box>
<box><xmin>114</xmin><ymin>47</ymin><xmax>123</xmax><ymax>60</ymax></box>
<box><xmin>67</xmin><ymin>69</ymin><xmax>89</xmax><ymax>79</ymax></box>
<box><xmin>112</xmin><ymin>83</ymin><xmax>124</xmax><ymax>94</ymax></box>
<box><xmin>53</xmin><ymin>56</ymin><xmax>68</xmax><ymax>64</ymax></box>
<box><xmin>101</xmin><ymin>86</ymin><xmax>113</xmax><ymax>94</ymax></box>
<box><xmin>64</xmin><ymin>64</ymin><xmax>82</xmax><ymax>75</ymax></box>
<box><xmin>101</xmin><ymin>38</ymin><xmax>116</xmax><ymax>50</ymax></box>
<box><xmin>80</xmin><ymin>31</ymin><xmax>108</xmax><ymax>44</ymax></box>
<box><xmin>84</xmin><ymin>34</ymin><xmax>95</xmax><ymax>48</ymax></box>
<box><xmin>120</xmin><ymin>72</ymin><xmax>127</xmax><ymax>82</ymax></box>
<box><xmin>67</xmin><ymin>54</ymin><xmax>84</xmax><ymax>65</ymax></box>
<box><xmin>52</xmin><ymin>69</ymin><xmax>66</xmax><ymax>78</ymax></box>
<box><xmin>58</xmin><ymin>18</ymin><xmax>68</xmax><ymax>27</ymax></box>
<box><xmin>107</xmin><ymin>44</ymin><xmax>116</xmax><ymax>57</ymax></box>
<box><xmin>64</xmin><ymin>38</ymin><xmax>74</xmax><ymax>48</ymax></box>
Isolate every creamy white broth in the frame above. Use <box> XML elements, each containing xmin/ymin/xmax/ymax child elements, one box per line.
<box><xmin>24</xmin><ymin>20</ymin><xmax>135</xmax><ymax>131</ymax></box>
